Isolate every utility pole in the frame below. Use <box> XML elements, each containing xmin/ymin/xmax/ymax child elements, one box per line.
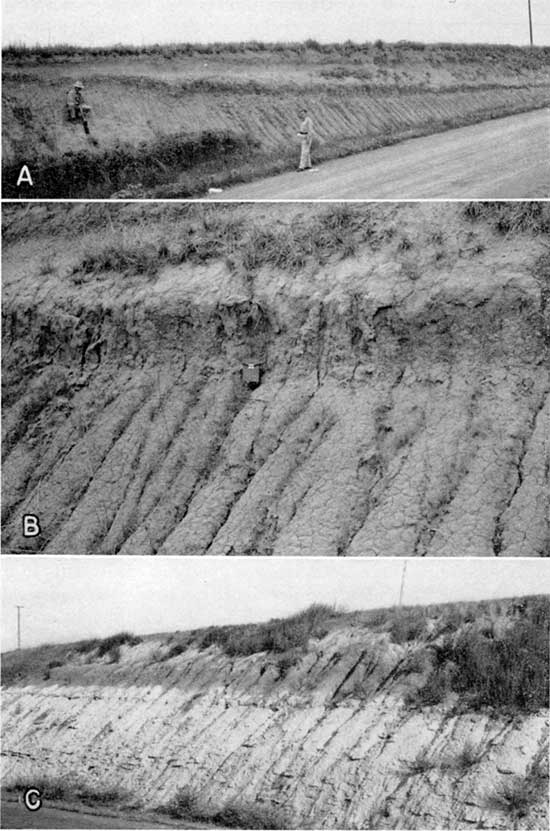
<box><xmin>398</xmin><ymin>562</ymin><xmax>407</xmax><ymax>608</ymax></box>
<box><xmin>16</xmin><ymin>606</ymin><xmax>24</xmax><ymax>650</ymax></box>
<box><xmin>527</xmin><ymin>0</ymin><xmax>534</xmax><ymax>46</ymax></box>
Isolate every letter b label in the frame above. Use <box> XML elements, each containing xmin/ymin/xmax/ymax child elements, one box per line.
<box><xmin>22</xmin><ymin>515</ymin><xmax>41</xmax><ymax>537</ymax></box>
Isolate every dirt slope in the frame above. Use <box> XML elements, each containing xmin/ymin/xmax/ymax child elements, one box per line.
<box><xmin>2</xmin><ymin>203</ymin><xmax>549</xmax><ymax>556</ymax></box>
<box><xmin>2</xmin><ymin>598</ymin><xmax>549</xmax><ymax>830</ymax></box>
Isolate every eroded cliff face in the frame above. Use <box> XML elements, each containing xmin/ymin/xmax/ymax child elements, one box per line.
<box><xmin>2</xmin><ymin>205</ymin><xmax>549</xmax><ymax>556</ymax></box>
<box><xmin>2</xmin><ymin>615</ymin><xmax>549</xmax><ymax>830</ymax></box>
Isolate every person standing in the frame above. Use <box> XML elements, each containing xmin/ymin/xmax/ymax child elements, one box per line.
<box><xmin>297</xmin><ymin>108</ymin><xmax>314</xmax><ymax>171</ymax></box>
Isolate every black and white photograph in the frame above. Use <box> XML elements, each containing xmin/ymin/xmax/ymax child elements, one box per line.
<box><xmin>1</xmin><ymin>557</ymin><xmax>549</xmax><ymax>829</ymax></box>
<box><xmin>2</xmin><ymin>201</ymin><xmax>549</xmax><ymax>557</ymax></box>
<box><xmin>1</xmin><ymin>0</ymin><xmax>550</xmax><ymax>199</ymax></box>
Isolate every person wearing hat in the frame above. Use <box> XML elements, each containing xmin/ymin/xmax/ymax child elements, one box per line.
<box><xmin>66</xmin><ymin>81</ymin><xmax>86</xmax><ymax>122</ymax></box>
<box><xmin>297</xmin><ymin>108</ymin><xmax>314</xmax><ymax>171</ymax></box>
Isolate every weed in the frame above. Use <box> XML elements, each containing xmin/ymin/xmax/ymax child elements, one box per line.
<box><xmin>107</xmin><ymin>645</ymin><xmax>121</xmax><ymax>663</ymax></box>
<box><xmin>3</xmin><ymin>776</ymin><xmax>127</xmax><ymax>807</ymax></box>
<box><xmin>462</xmin><ymin>202</ymin><xmax>550</xmax><ymax>236</ymax></box>
<box><xmin>390</xmin><ymin>608</ymin><xmax>427</xmax><ymax>643</ymax></box>
<box><xmin>485</xmin><ymin>775</ymin><xmax>541</xmax><ymax>819</ymax></box>
<box><xmin>454</xmin><ymin>740</ymin><xmax>482</xmax><ymax>771</ymax></box>
<box><xmin>412</xmin><ymin>601</ymin><xmax>550</xmax><ymax>712</ymax></box>
<box><xmin>77</xmin><ymin>242</ymin><xmax>162</xmax><ymax>279</ymax></box>
<box><xmin>213</xmin><ymin>801</ymin><xmax>287</xmax><ymax>829</ymax></box>
<box><xmin>158</xmin><ymin>787</ymin><xmax>287</xmax><ymax>828</ymax></box>
<box><xmin>95</xmin><ymin>632</ymin><xmax>142</xmax><ymax>657</ymax></box>
<box><xmin>39</xmin><ymin>255</ymin><xmax>55</xmax><ymax>276</ymax></box>
<box><xmin>3</xmin><ymin>131</ymin><xmax>258</xmax><ymax>199</ymax></box>
<box><xmin>165</xmin><ymin>642</ymin><xmax>187</xmax><ymax>660</ymax></box>
<box><xmin>277</xmin><ymin>650</ymin><xmax>300</xmax><ymax>678</ymax></box>
<box><xmin>161</xmin><ymin>786</ymin><xmax>204</xmax><ymax>820</ymax></box>
<box><xmin>193</xmin><ymin>603</ymin><xmax>335</xmax><ymax>657</ymax></box>
<box><xmin>403</xmin><ymin>750</ymin><xmax>436</xmax><ymax>775</ymax></box>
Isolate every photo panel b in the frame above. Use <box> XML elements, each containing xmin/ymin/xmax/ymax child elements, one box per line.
<box><xmin>2</xmin><ymin>200</ymin><xmax>549</xmax><ymax>556</ymax></box>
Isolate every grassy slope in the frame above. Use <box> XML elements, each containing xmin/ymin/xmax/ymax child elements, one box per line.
<box><xmin>3</xmin><ymin>41</ymin><xmax>550</xmax><ymax>197</ymax></box>
<box><xmin>3</xmin><ymin>595</ymin><xmax>549</xmax><ymax>711</ymax></box>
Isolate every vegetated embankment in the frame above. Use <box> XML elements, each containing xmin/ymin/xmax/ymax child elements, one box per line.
<box><xmin>2</xmin><ymin>597</ymin><xmax>549</xmax><ymax>829</ymax></box>
<box><xmin>2</xmin><ymin>202</ymin><xmax>549</xmax><ymax>556</ymax></box>
<box><xmin>3</xmin><ymin>41</ymin><xmax>550</xmax><ymax>197</ymax></box>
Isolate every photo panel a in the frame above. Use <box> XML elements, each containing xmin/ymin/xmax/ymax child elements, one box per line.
<box><xmin>2</xmin><ymin>0</ymin><xmax>550</xmax><ymax>199</ymax></box>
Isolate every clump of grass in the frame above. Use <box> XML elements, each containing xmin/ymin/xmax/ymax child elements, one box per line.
<box><xmin>462</xmin><ymin>202</ymin><xmax>550</xmax><ymax>235</ymax></box>
<box><xmin>164</xmin><ymin>642</ymin><xmax>187</xmax><ymax>660</ymax></box>
<box><xmin>454</xmin><ymin>740</ymin><xmax>482</xmax><ymax>771</ymax></box>
<box><xmin>2</xmin><ymin>130</ymin><xmax>258</xmax><ymax>199</ymax></box>
<box><xmin>485</xmin><ymin>775</ymin><xmax>542</xmax><ymax>820</ymax></box>
<box><xmin>3</xmin><ymin>776</ymin><xmax>128</xmax><ymax>807</ymax></box>
<box><xmin>158</xmin><ymin>787</ymin><xmax>287</xmax><ymax>829</ymax></box>
<box><xmin>96</xmin><ymin>632</ymin><xmax>142</xmax><ymax>658</ymax></box>
<box><xmin>390</xmin><ymin>608</ymin><xmax>427</xmax><ymax>644</ymax></box>
<box><xmin>161</xmin><ymin>787</ymin><xmax>204</xmax><ymax>819</ymax></box>
<box><xmin>77</xmin><ymin>243</ymin><xmax>162</xmax><ymax>279</ymax></box>
<box><xmin>69</xmin><ymin>204</ymin><xmax>386</xmax><ymax>281</ymax></box>
<box><xmin>192</xmin><ymin>603</ymin><xmax>337</xmax><ymax>657</ymax></box>
<box><xmin>213</xmin><ymin>801</ymin><xmax>287</xmax><ymax>829</ymax></box>
<box><xmin>410</xmin><ymin>597</ymin><xmax>550</xmax><ymax>711</ymax></box>
<box><xmin>39</xmin><ymin>255</ymin><xmax>55</xmax><ymax>275</ymax></box>
<box><xmin>403</xmin><ymin>750</ymin><xmax>436</xmax><ymax>775</ymax></box>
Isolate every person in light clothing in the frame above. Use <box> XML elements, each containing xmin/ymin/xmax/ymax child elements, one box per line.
<box><xmin>297</xmin><ymin>108</ymin><xmax>313</xmax><ymax>171</ymax></box>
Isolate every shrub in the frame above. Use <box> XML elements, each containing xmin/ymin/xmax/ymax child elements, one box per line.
<box><xmin>73</xmin><ymin>638</ymin><xmax>101</xmax><ymax>654</ymax></box>
<box><xmin>108</xmin><ymin>645</ymin><xmax>121</xmax><ymax>664</ymax></box>
<box><xmin>390</xmin><ymin>608</ymin><xmax>427</xmax><ymax>643</ymax></box>
<box><xmin>462</xmin><ymin>202</ymin><xmax>550</xmax><ymax>235</ymax></box>
<box><xmin>3</xmin><ymin>776</ymin><xmax>127</xmax><ymax>807</ymax></box>
<box><xmin>165</xmin><ymin>642</ymin><xmax>187</xmax><ymax>659</ymax></box>
<box><xmin>96</xmin><ymin>632</ymin><xmax>142</xmax><ymax>657</ymax></box>
<box><xmin>485</xmin><ymin>775</ymin><xmax>541</xmax><ymax>819</ymax></box>
<box><xmin>159</xmin><ymin>787</ymin><xmax>287</xmax><ymax>829</ymax></box>
<box><xmin>414</xmin><ymin>604</ymin><xmax>549</xmax><ymax>712</ymax></box>
<box><xmin>162</xmin><ymin>787</ymin><xmax>204</xmax><ymax>819</ymax></box>
<box><xmin>213</xmin><ymin>801</ymin><xmax>286</xmax><ymax>829</ymax></box>
<box><xmin>192</xmin><ymin>603</ymin><xmax>336</xmax><ymax>657</ymax></box>
<box><xmin>454</xmin><ymin>740</ymin><xmax>481</xmax><ymax>771</ymax></box>
<box><xmin>403</xmin><ymin>750</ymin><xmax>436</xmax><ymax>775</ymax></box>
<box><xmin>2</xmin><ymin>131</ymin><xmax>258</xmax><ymax>199</ymax></box>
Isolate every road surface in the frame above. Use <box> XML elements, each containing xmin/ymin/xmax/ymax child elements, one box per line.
<box><xmin>1</xmin><ymin>801</ymin><xmax>212</xmax><ymax>829</ymax></box>
<box><xmin>216</xmin><ymin>108</ymin><xmax>550</xmax><ymax>200</ymax></box>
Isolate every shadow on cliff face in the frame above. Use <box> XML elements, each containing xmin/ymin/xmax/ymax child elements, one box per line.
<box><xmin>2</xmin><ymin>202</ymin><xmax>549</xmax><ymax>556</ymax></box>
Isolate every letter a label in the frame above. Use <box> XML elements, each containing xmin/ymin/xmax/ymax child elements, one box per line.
<box><xmin>22</xmin><ymin>515</ymin><xmax>41</xmax><ymax>537</ymax></box>
<box><xmin>17</xmin><ymin>166</ymin><xmax>33</xmax><ymax>187</ymax></box>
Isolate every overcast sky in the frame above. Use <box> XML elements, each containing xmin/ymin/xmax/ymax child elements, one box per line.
<box><xmin>2</xmin><ymin>0</ymin><xmax>550</xmax><ymax>47</ymax></box>
<box><xmin>2</xmin><ymin>558</ymin><xmax>548</xmax><ymax>651</ymax></box>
